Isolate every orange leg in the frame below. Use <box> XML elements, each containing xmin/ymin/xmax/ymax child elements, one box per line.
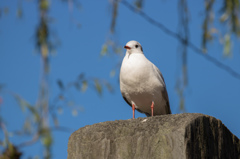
<box><xmin>151</xmin><ymin>101</ymin><xmax>154</xmax><ymax>116</ymax></box>
<box><xmin>132</xmin><ymin>103</ymin><xmax>135</xmax><ymax>119</ymax></box>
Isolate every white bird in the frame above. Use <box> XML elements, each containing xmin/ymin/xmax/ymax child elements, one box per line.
<box><xmin>120</xmin><ymin>40</ymin><xmax>171</xmax><ymax>118</ymax></box>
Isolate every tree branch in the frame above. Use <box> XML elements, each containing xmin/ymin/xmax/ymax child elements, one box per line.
<box><xmin>119</xmin><ymin>0</ymin><xmax>240</xmax><ymax>80</ymax></box>
<box><xmin>17</xmin><ymin>134</ymin><xmax>39</xmax><ymax>147</ymax></box>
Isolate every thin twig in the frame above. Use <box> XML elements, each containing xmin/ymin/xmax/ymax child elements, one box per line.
<box><xmin>17</xmin><ymin>134</ymin><xmax>39</xmax><ymax>147</ymax></box>
<box><xmin>50</xmin><ymin>126</ymin><xmax>74</xmax><ymax>132</ymax></box>
<box><xmin>120</xmin><ymin>0</ymin><xmax>240</xmax><ymax>80</ymax></box>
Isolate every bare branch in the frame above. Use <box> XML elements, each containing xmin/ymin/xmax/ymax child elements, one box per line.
<box><xmin>119</xmin><ymin>0</ymin><xmax>240</xmax><ymax>80</ymax></box>
<box><xmin>50</xmin><ymin>126</ymin><xmax>74</xmax><ymax>133</ymax></box>
<box><xmin>17</xmin><ymin>134</ymin><xmax>39</xmax><ymax>147</ymax></box>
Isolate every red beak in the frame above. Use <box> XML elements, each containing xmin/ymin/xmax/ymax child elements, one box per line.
<box><xmin>124</xmin><ymin>45</ymin><xmax>131</xmax><ymax>50</ymax></box>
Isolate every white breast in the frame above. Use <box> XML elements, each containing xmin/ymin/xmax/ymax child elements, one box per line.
<box><xmin>120</xmin><ymin>53</ymin><xmax>167</xmax><ymax>115</ymax></box>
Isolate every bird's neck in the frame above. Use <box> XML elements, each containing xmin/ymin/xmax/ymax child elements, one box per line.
<box><xmin>126</xmin><ymin>52</ymin><xmax>145</xmax><ymax>59</ymax></box>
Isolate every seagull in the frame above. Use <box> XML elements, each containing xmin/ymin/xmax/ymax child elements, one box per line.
<box><xmin>120</xmin><ymin>40</ymin><xmax>171</xmax><ymax>119</ymax></box>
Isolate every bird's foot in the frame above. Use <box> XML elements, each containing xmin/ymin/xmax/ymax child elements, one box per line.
<box><xmin>151</xmin><ymin>101</ymin><xmax>154</xmax><ymax>116</ymax></box>
<box><xmin>132</xmin><ymin>103</ymin><xmax>135</xmax><ymax>119</ymax></box>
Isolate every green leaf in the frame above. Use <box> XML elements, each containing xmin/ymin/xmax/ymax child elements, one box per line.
<box><xmin>104</xmin><ymin>82</ymin><xmax>114</xmax><ymax>93</ymax></box>
<box><xmin>179</xmin><ymin>97</ymin><xmax>185</xmax><ymax>112</ymax></box>
<box><xmin>81</xmin><ymin>80</ymin><xmax>88</xmax><ymax>92</ymax></box>
<box><xmin>78</xmin><ymin>73</ymin><xmax>85</xmax><ymax>80</ymax></box>
<box><xmin>14</xmin><ymin>94</ymin><xmax>28</xmax><ymax>112</ymax></box>
<box><xmin>23</xmin><ymin>119</ymin><xmax>32</xmax><ymax>134</ymax></box>
<box><xmin>53</xmin><ymin>116</ymin><xmax>59</xmax><ymax>126</ymax></box>
<box><xmin>57</xmin><ymin>107</ymin><xmax>63</xmax><ymax>114</ymax></box>
<box><xmin>94</xmin><ymin>79</ymin><xmax>102</xmax><ymax>96</ymax></box>
<box><xmin>114</xmin><ymin>47</ymin><xmax>122</xmax><ymax>54</ymax></box>
<box><xmin>28</xmin><ymin>106</ymin><xmax>40</xmax><ymax>122</ymax></box>
<box><xmin>34</xmin><ymin>156</ymin><xmax>40</xmax><ymax>159</ymax></box>
<box><xmin>39</xmin><ymin>0</ymin><xmax>49</xmax><ymax>11</ymax></box>
<box><xmin>72</xmin><ymin>109</ymin><xmax>78</xmax><ymax>116</ymax></box>
<box><xmin>58</xmin><ymin>95</ymin><xmax>64</xmax><ymax>100</ymax></box>
<box><xmin>16</xmin><ymin>8</ymin><xmax>23</xmax><ymax>18</ymax></box>
<box><xmin>40</xmin><ymin>128</ymin><xmax>52</xmax><ymax>148</ymax></box>
<box><xmin>220</xmin><ymin>12</ymin><xmax>229</xmax><ymax>22</ymax></box>
<box><xmin>57</xmin><ymin>80</ymin><xmax>64</xmax><ymax>90</ymax></box>
<box><xmin>110</xmin><ymin>1</ymin><xmax>119</xmax><ymax>33</ymax></box>
<box><xmin>110</xmin><ymin>70</ymin><xmax>116</xmax><ymax>77</ymax></box>
<box><xmin>100</xmin><ymin>44</ymin><xmax>108</xmax><ymax>56</ymax></box>
<box><xmin>223</xmin><ymin>34</ymin><xmax>232</xmax><ymax>57</ymax></box>
<box><xmin>3</xmin><ymin>7</ymin><xmax>9</xmax><ymax>15</ymax></box>
<box><xmin>13</xmin><ymin>94</ymin><xmax>40</xmax><ymax>122</ymax></box>
<box><xmin>134</xmin><ymin>0</ymin><xmax>143</xmax><ymax>10</ymax></box>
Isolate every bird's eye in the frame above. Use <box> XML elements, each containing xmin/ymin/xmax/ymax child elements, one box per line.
<box><xmin>135</xmin><ymin>45</ymin><xmax>139</xmax><ymax>48</ymax></box>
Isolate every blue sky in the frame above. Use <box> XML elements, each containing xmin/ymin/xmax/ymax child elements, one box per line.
<box><xmin>1</xmin><ymin>0</ymin><xmax>240</xmax><ymax>158</ymax></box>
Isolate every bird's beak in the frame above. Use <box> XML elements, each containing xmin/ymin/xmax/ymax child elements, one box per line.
<box><xmin>124</xmin><ymin>45</ymin><xmax>131</xmax><ymax>50</ymax></box>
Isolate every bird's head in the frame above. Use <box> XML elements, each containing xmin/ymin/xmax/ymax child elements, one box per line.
<box><xmin>124</xmin><ymin>40</ymin><xmax>143</xmax><ymax>54</ymax></box>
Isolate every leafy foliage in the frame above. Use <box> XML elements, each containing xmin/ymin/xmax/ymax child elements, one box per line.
<box><xmin>0</xmin><ymin>0</ymin><xmax>113</xmax><ymax>158</ymax></box>
<box><xmin>202</xmin><ymin>0</ymin><xmax>240</xmax><ymax>55</ymax></box>
<box><xmin>202</xmin><ymin>0</ymin><xmax>215</xmax><ymax>51</ymax></box>
<box><xmin>1</xmin><ymin>0</ymin><xmax>240</xmax><ymax>158</ymax></box>
<box><xmin>0</xmin><ymin>143</ymin><xmax>22</xmax><ymax>159</ymax></box>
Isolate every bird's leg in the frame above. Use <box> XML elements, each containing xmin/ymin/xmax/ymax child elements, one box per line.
<box><xmin>132</xmin><ymin>103</ymin><xmax>135</xmax><ymax>119</ymax></box>
<box><xmin>151</xmin><ymin>101</ymin><xmax>154</xmax><ymax>116</ymax></box>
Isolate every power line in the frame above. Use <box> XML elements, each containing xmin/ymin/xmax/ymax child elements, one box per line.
<box><xmin>120</xmin><ymin>0</ymin><xmax>240</xmax><ymax>80</ymax></box>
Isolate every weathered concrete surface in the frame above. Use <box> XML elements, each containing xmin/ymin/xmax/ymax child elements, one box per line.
<box><xmin>67</xmin><ymin>113</ymin><xmax>240</xmax><ymax>159</ymax></box>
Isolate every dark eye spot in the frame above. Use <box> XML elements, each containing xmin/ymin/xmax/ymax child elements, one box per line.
<box><xmin>135</xmin><ymin>45</ymin><xmax>138</xmax><ymax>48</ymax></box>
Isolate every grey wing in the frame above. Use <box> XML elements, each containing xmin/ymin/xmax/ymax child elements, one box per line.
<box><xmin>152</xmin><ymin>64</ymin><xmax>171</xmax><ymax>114</ymax></box>
<box><xmin>162</xmin><ymin>92</ymin><xmax>171</xmax><ymax>114</ymax></box>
